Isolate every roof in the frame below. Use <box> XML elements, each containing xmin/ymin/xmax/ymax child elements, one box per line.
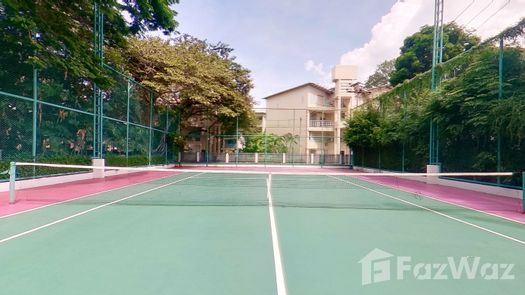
<box><xmin>262</xmin><ymin>83</ymin><xmax>333</xmax><ymax>100</ymax></box>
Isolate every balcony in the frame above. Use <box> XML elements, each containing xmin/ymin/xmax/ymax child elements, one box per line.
<box><xmin>309</xmin><ymin>120</ymin><xmax>334</xmax><ymax>127</ymax></box>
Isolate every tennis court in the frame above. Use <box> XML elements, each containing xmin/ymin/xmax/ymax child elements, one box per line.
<box><xmin>0</xmin><ymin>164</ymin><xmax>524</xmax><ymax>294</ymax></box>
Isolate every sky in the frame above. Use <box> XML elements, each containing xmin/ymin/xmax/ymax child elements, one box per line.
<box><xmin>171</xmin><ymin>0</ymin><xmax>525</xmax><ymax>106</ymax></box>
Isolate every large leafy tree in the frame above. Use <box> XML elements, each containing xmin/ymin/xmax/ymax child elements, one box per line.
<box><xmin>0</xmin><ymin>0</ymin><xmax>179</xmax><ymax>85</ymax></box>
<box><xmin>123</xmin><ymin>36</ymin><xmax>256</xmax><ymax>137</ymax></box>
<box><xmin>389</xmin><ymin>23</ymin><xmax>480</xmax><ymax>86</ymax></box>
<box><xmin>365</xmin><ymin>59</ymin><xmax>395</xmax><ymax>88</ymax></box>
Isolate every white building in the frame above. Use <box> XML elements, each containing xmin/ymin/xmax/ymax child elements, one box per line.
<box><xmin>263</xmin><ymin>65</ymin><xmax>389</xmax><ymax>158</ymax></box>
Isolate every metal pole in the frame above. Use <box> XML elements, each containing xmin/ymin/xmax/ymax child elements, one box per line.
<box><xmin>429</xmin><ymin>0</ymin><xmax>444</xmax><ymax>165</ymax></box>
<box><xmin>178</xmin><ymin>111</ymin><xmax>181</xmax><ymax>165</ymax></box>
<box><xmin>236</xmin><ymin>116</ymin><xmax>239</xmax><ymax>165</ymax></box>
<box><xmin>9</xmin><ymin>162</ymin><xmax>16</xmax><ymax>204</ymax></box>
<box><xmin>126</xmin><ymin>81</ymin><xmax>131</xmax><ymax>164</ymax></box>
<box><xmin>93</xmin><ymin>2</ymin><xmax>104</xmax><ymax>159</ymax></box>
<box><xmin>402</xmin><ymin>91</ymin><xmax>406</xmax><ymax>172</ymax></box>
<box><xmin>436</xmin><ymin>123</ymin><xmax>439</xmax><ymax>163</ymax></box>
<box><xmin>206</xmin><ymin>125</ymin><xmax>209</xmax><ymax>167</ymax></box>
<box><xmin>264</xmin><ymin>131</ymin><xmax>267</xmax><ymax>166</ymax></box>
<box><xmin>32</xmin><ymin>68</ymin><xmax>38</xmax><ymax>177</ymax></box>
<box><xmin>92</xmin><ymin>3</ymin><xmax>98</xmax><ymax>158</ymax></box>
<box><xmin>99</xmin><ymin>11</ymin><xmax>104</xmax><ymax>159</ymax></box>
<box><xmin>497</xmin><ymin>37</ymin><xmax>504</xmax><ymax>184</ymax></box>
<box><xmin>321</xmin><ymin>111</ymin><xmax>324</xmax><ymax>167</ymax></box>
<box><xmin>429</xmin><ymin>119</ymin><xmax>434</xmax><ymax>164</ymax></box>
<box><xmin>291</xmin><ymin>109</ymin><xmax>295</xmax><ymax>166</ymax></box>
<box><xmin>148</xmin><ymin>92</ymin><xmax>153</xmax><ymax>165</ymax></box>
<box><xmin>165</xmin><ymin>111</ymin><xmax>169</xmax><ymax>165</ymax></box>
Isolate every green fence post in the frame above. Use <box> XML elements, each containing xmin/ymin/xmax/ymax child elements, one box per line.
<box><xmin>497</xmin><ymin>37</ymin><xmax>504</xmax><ymax>185</ymax></box>
<box><xmin>264</xmin><ymin>131</ymin><xmax>267</xmax><ymax>166</ymax></box>
<box><xmin>9</xmin><ymin>162</ymin><xmax>16</xmax><ymax>204</ymax></box>
<box><xmin>165</xmin><ymin>111</ymin><xmax>169</xmax><ymax>165</ymax></box>
<box><xmin>235</xmin><ymin>116</ymin><xmax>239</xmax><ymax>165</ymax></box>
<box><xmin>32</xmin><ymin>68</ymin><xmax>38</xmax><ymax>177</ymax></box>
<box><xmin>148</xmin><ymin>92</ymin><xmax>153</xmax><ymax>166</ymax></box>
<box><xmin>126</xmin><ymin>80</ymin><xmax>131</xmax><ymax>164</ymax></box>
<box><xmin>292</xmin><ymin>109</ymin><xmax>295</xmax><ymax>166</ymax></box>
<box><xmin>206</xmin><ymin>126</ymin><xmax>209</xmax><ymax>167</ymax></box>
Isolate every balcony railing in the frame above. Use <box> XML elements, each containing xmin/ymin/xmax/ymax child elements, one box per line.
<box><xmin>309</xmin><ymin>120</ymin><xmax>334</xmax><ymax>127</ymax></box>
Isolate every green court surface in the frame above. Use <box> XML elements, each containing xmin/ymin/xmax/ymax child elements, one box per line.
<box><xmin>0</xmin><ymin>172</ymin><xmax>524</xmax><ymax>294</ymax></box>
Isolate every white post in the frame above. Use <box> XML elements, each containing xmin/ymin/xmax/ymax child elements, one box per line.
<box><xmin>426</xmin><ymin>164</ymin><xmax>441</xmax><ymax>184</ymax></box>
<box><xmin>178</xmin><ymin>152</ymin><xmax>181</xmax><ymax>162</ymax></box>
<box><xmin>310</xmin><ymin>153</ymin><xmax>314</xmax><ymax>164</ymax></box>
<box><xmin>255</xmin><ymin>153</ymin><xmax>259</xmax><ymax>163</ymax></box>
<box><xmin>282</xmin><ymin>153</ymin><xmax>286</xmax><ymax>164</ymax></box>
<box><xmin>196</xmin><ymin>152</ymin><xmax>200</xmax><ymax>163</ymax></box>
<box><xmin>225</xmin><ymin>153</ymin><xmax>229</xmax><ymax>163</ymax></box>
<box><xmin>8</xmin><ymin>162</ymin><xmax>16</xmax><ymax>204</ymax></box>
<box><xmin>92</xmin><ymin>158</ymin><xmax>105</xmax><ymax>179</ymax></box>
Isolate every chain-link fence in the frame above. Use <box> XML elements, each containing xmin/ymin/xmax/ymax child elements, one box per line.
<box><xmin>0</xmin><ymin>63</ymin><xmax>175</xmax><ymax>180</ymax></box>
<box><xmin>349</xmin><ymin>20</ymin><xmax>525</xmax><ymax>188</ymax></box>
<box><xmin>175</xmin><ymin>107</ymin><xmax>352</xmax><ymax>167</ymax></box>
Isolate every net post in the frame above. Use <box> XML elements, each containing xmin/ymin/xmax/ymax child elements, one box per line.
<box><xmin>8</xmin><ymin>162</ymin><xmax>16</xmax><ymax>204</ymax></box>
<box><xmin>92</xmin><ymin>158</ymin><xmax>106</xmax><ymax>179</ymax></box>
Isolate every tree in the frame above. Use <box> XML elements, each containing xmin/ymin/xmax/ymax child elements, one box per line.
<box><xmin>389</xmin><ymin>22</ymin><xmax>480</xmax><ymax>86</ymax></box>
<box><xmin>0</xmin><ymin>0</ymin><xmax>179</xmax><ymax>86</ymax></box>
<box><xmin>365</xmin><ymin>60</ymin><xmax>395</xmax><ymax>88</ymax></box>
<box><xmin>123</xmin><ymin>36</ymin><xmax>256</xmax><ymax>138</ymax></box>
<box><xmin>243</xmin><ymin>134</ymin><xmax>288</xmax><ymax>153</ymax></box>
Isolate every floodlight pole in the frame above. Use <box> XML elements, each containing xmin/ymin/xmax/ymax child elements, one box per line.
<box><xmin>429</xmin><ymin>0</ymin><xmax>444</xmax><ymax>165</ymax></box>
<box><xmin>93</xmin><ymin>1</ymin><xmax>104</xmax><ymax>159</ymax></box>
<box><xmin>497</xmin><ymin>37</ymin><xmax>504</xmax><ymax>184</ymax></box>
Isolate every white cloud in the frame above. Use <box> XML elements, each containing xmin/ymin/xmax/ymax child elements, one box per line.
<box><xmin>304</xmin><ymin>60</ymin><xmax>332</xmax><ymax>87</ymax></box>
<box><xmin>340</xmin><ymin>0</ymin><xmax>525</xmax><ymax>82</ymax></box>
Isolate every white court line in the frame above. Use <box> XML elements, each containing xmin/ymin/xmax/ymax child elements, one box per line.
<box><xmin>329</xmin><ymin>175</ymin><xmax>525</xmax><ymax>246</ymax></box>
<box><xmin>0</xmin><ymin>173</ymin><xmax>179</xmax><ymax>220</ymax></box>
<box><xmin>0</xmin><ymin>173</ymin><xmax>203</xmax><ymax>245</ymax></box>
<box><xmin>266</xmin><ymin>173</ymin><xmax>288</xmax><ymax>295</ymax></box>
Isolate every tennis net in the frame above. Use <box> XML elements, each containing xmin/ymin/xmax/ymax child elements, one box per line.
<box><xmin>3</xmin><ymin>162</ymin><xmax>524</xmax><ymax>212</ymax></box>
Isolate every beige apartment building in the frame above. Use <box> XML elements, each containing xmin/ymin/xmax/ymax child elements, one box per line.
<box><xmin>263</xmin><ymin>65</ymin><xmax>389</xmax><ymax>159</ymax></box>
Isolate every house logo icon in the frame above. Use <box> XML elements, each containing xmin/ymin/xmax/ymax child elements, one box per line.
<box><xmin>359</xmin><ymin>248</ymin><xmax>394</xmax><ymax>285</ymax></box>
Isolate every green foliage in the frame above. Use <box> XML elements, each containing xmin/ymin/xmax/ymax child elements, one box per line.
<box><xmin>346</xmin><ymin>44</ymin><xmax>525</xmax><ymax>177</ymax></box>
<box><xmin>243</xmin><ymin>134</ymin><xmax>289</xmax><ymax>153</ymax></box>
<box><xmin>105</xmin><ymin>155</ymin><xmax>165</xmax><ymax>167</ymax></box>
<box><xmin>123</xmin><ymin>36</ymin><xmax>256</xmax><ymax>138</ymax></box>
<box><xmin>0</xmin><ymin>0</ymin><xmax>179</xmax><ymax>87</ymax></box>
<box><xmin>390</xmin><ymin>23</ymin><xmax>480</xmax><ymax>86</ymax></box>
<box><xmin>365</xmin><ymin>60</ymin><xmax>395</xmax><ymax>88</ymax></box>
